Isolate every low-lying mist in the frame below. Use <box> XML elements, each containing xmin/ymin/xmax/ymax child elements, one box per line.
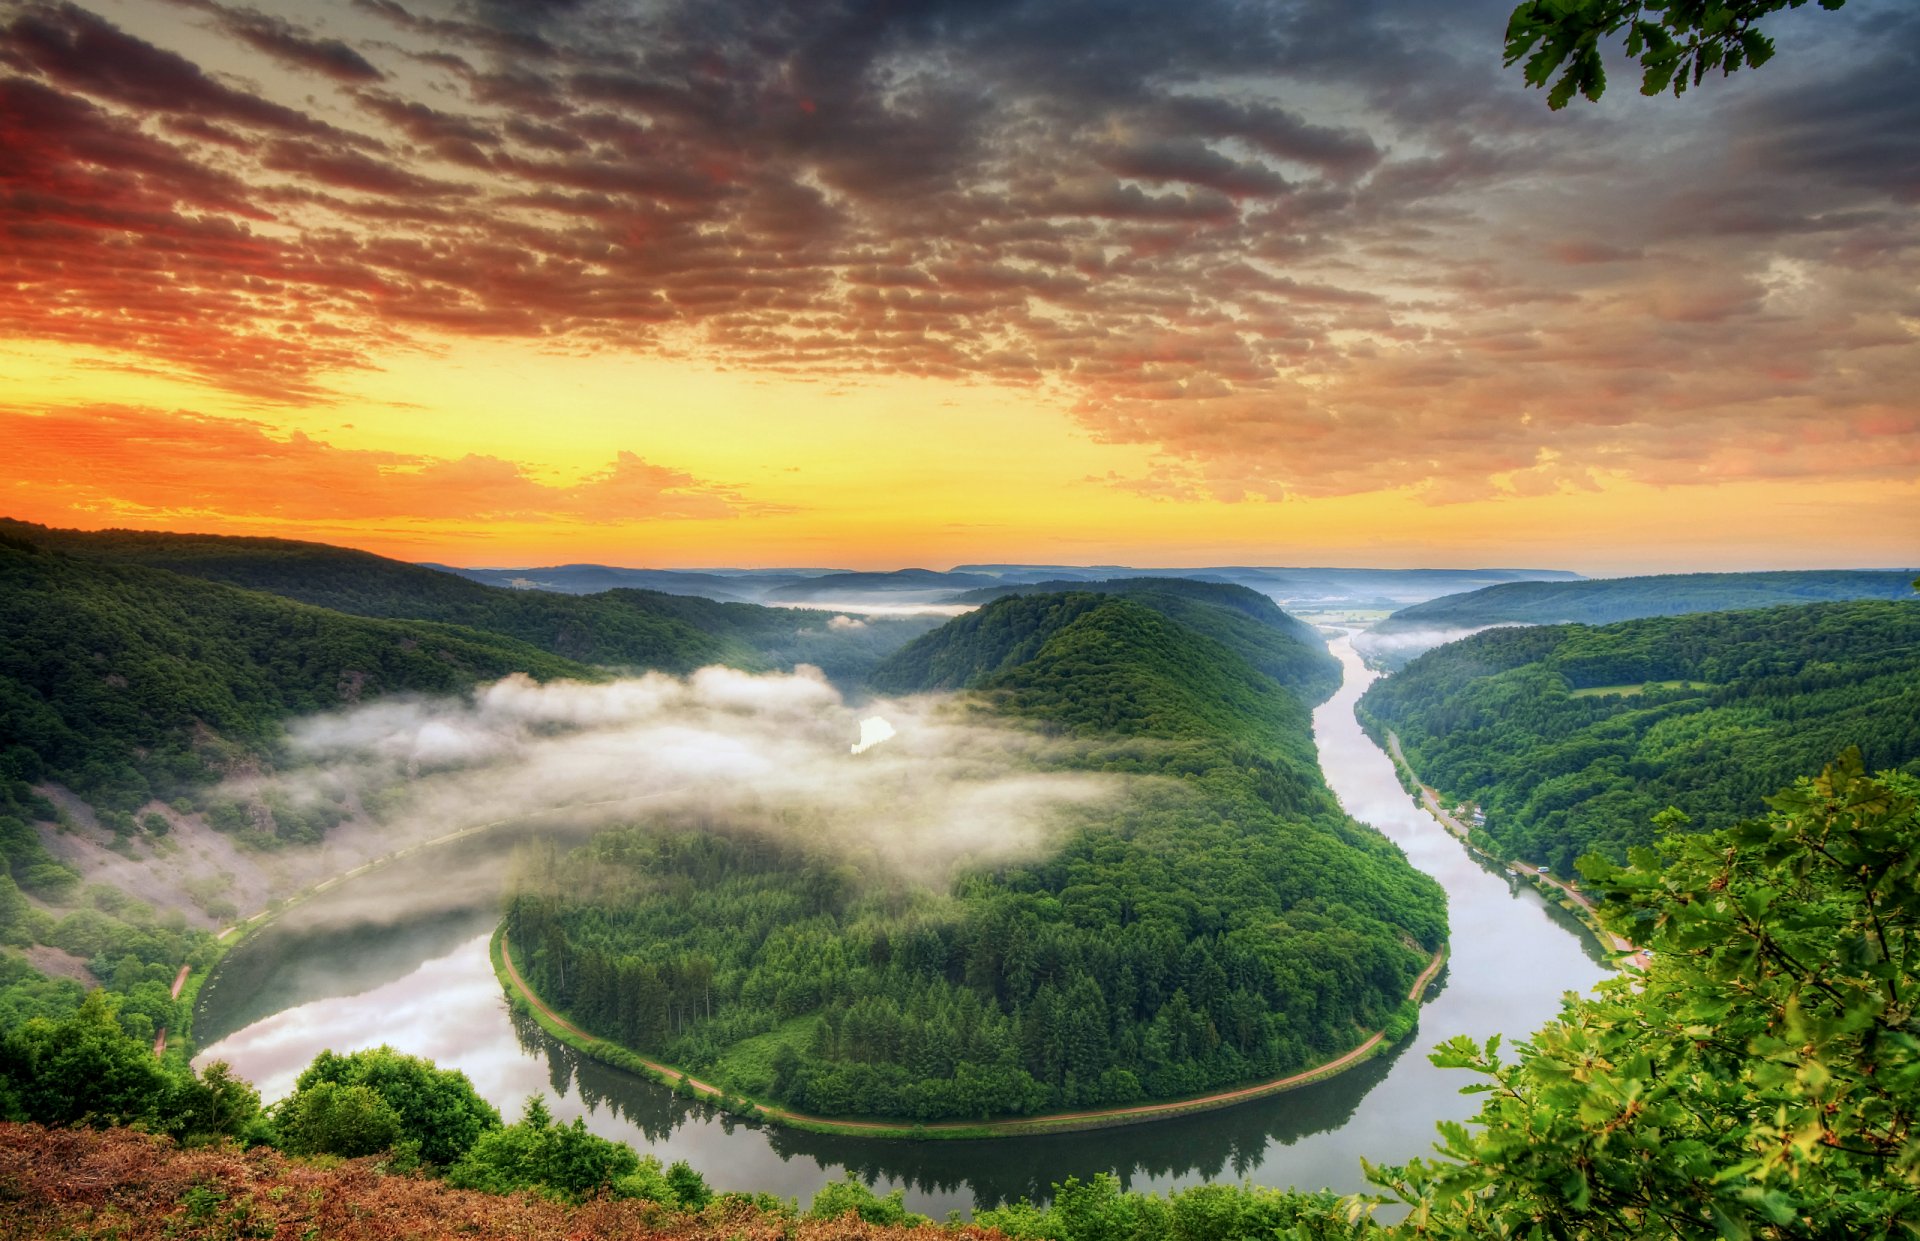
<box><xmin>1354</xmin><ymin>624</ymin><xmax>1516</xmax><ymax>668</ymax></box>
<box><xmin>229</xmin><ymin>666</ymin><xmax>1118</xmax><ymax>915</ymax></box>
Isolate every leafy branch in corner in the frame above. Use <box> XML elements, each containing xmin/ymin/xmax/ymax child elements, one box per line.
<box><xmin>1505</xmin><ymin>0</ymin><xmax>1847</xmax><ymax>109</ymax></box>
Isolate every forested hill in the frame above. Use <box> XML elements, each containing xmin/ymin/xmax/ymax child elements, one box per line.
<box><xmin>1374</xmin><ymin>569</ymin><xmax>1916</xmax><ymax>630</ymax></box>
<box><xmin>1358</xmin><ymin>599</ymin><xmax>1920</xmax><ymax>875</ymax></box>
<box><xmin>509</xmin><ymin>590</ymin><xmax>1445</xmax><ymax>1123</ymax></box>
<box><xmin>0</xmin><ymin>520</ymin><xmax>935</xmax><ymax>680</ymax></box>
<box><xmin>871</xmin><ymin>582</ymin><xmax>1338</xmax><ymax>703</ymax></box>
<box><xmin>0</xmin><ymin>536</ymin><xmax>595</xmax><ymax>831</ymax></box>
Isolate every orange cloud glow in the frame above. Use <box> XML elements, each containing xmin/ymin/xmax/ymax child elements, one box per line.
<box><xmin>0</xmin><ymin>0</ymin><xmax>1913</xmax><ymax>571</ymax></box>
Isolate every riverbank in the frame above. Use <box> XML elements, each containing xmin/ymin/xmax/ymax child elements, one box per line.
<box><xmin>196</xmin><ymin>634</ymin><xmax>1606</xmax><ymax>1210</ymax></box>
<box><xmin>493</xmin><ymin>925</ymin><xmax>1448</xmax><ymax>1140</ymax></box>
<box><xmin>191</xmin><ymin>791</ymin><xmax>690</xmax><ymax>1056</ymax></box>
<box><xmin>1380</xmin><ymin>731</ymin><xmax>1644</xmax><ymax>968</ymax></box>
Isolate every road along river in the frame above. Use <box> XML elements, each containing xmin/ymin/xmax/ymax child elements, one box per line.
<box><xmin>196</xmin><ymin>634</ymin><xmax>1608</xmax><ymax>1215</ymax></box>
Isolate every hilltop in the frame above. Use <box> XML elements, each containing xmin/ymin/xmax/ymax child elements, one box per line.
<box><xmin>874</xmin><ymin>580</ymin><xmax>1334</xmax><ymax>702</ymax></box>
<box><xmin>1358</xmin><ymin>598</ymin><xmax>1920</xmax><ymax>873</ymax></box>
<box><xmin>0</xmin><ymin>520</ymin><xmax>938</xmax><ymax>681</ymax></box>
<box><xmin>509</xmin><ymin>586</ymin><xmax>1444</xmax><ymax>1123</ymax></box>
<box><xmin>0</xmin><ymin>538</ymin><xmax>592</xmax><ymax>825</ymax></box>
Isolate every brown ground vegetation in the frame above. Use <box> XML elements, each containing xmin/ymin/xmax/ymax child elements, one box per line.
<box><xmin>0</xmin><ymin>1124</ymin><xmax>981</xmax><ymax>1241</ymax></box>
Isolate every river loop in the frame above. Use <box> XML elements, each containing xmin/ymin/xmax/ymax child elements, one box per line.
<box><xmin>196</xmin><ymin>635</ymin><xmax>1608</xmax><ymax>1214</ymax></box>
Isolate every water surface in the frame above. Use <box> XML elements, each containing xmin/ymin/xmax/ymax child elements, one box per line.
<box><xmin>198</xmin><ymin>636</ymin><xmax>1608</xmax><ymax>1212</ymax></box>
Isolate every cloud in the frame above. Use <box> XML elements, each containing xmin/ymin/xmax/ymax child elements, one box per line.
<box><xmin>207</xmin><ymin>4</ymin><xmax>387</xmax><ymax>82</ymax></box>
<box><xmin>4</xmin><ymin>2</ymin><xmax>365</xmax><ymax>141</ymax></box>
<box><xmin>252</xmin><ymin>666</ymin><xmax>1121</xmax><ymax>886</ymax></box>
<box><xmin>1354</xmin><ymin>623</ymin><xmax>1517</xmax><ymax>668</ymax></box>
<box><xmin>1</xmin><ymin>404</ymin><xmax>785</xmax><ymax>524</ymax></box>
<box><xmin>0</xmin><ymin>0</ymin><xmax>1913</xmax><ymax>495</ymax></box>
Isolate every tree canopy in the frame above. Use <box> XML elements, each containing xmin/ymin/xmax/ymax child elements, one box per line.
<box><xmin>509</xmin><ymin>591</ymin><xmax>1444</xmax><ymax>1122</ymax></box>
<box><xmin>1376</xmin><ymin>753</ymin><xmax>1920</xmax><ymax>1237</ymax></box>
<box><xmin>1506</xmin><ymin>0</ymin><xmax>1848</xmax><ymax>108</ymax></box>
<box><xmin>1359</xmin><ymin>599</ymin><xmax>1920</xmax><ymax>874</ymax></box>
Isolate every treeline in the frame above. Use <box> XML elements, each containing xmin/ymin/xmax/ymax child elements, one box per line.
<box><xmin>509</xmin><ymin>592</ymin><xmax>1445</xmax><ymax>1122</ymax></box>
<box><xmin>0</xmin><ymin>535</ymin><xmax>593</xmax><ymax>824</ymax></box>
<box><xmin>1374</xmin><ymin>568</ymin><xmax>1917</xmax><ymax>630</ymax></box>
<box><xmin>8</xmin><ymin>756</ymin><xmax>1916</xmax><ymax>1239</ymax></box>
<box><xmin>873</xmin><ymin>580</ymin><xmax>1338</xmax><ymax>703</ymax></box>
<box><xmin>0</xmin><ymin>519</ymin><xmax>939</xmax><ymax>684</ymax></box>
<box><xmin>1359</xmin><ymin>599</ymin><xmax>1920</xmax><ymax>873</ymax></box>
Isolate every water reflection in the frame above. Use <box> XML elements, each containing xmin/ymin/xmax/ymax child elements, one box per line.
<box><xmin>506</xmin><ymin>995</ymin><xmax>1422</xmax><ymax>1208</ymax></box>
<box><xmin>197</xmin><ymin>636</ymin><xmax>1607</xmax><ymax>1214</ymax></box>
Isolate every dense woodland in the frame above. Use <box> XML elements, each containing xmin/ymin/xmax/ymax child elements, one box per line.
<box><xmin>0</xmin><ymin>523</ymin><xmax>934</xmax><ymax>857</ymax></box>
<box><xmin>0</xmin><ymin>520</ymin><xmax>939</xmax><ymax>683</ymax></box>
<box><xmin>1374</xmin><ymin>569</ymin><xmax>1917</xmax><ymax>631</ymax></box>
<box><xmin>509</xmin><ymin>591</ymin><xmax>1445</xmax><ymax>1121</ymax></box>
<box><xmin>1359</xmin><ymin>599</ymin><xmax>1920</xmax><ymax>873</ymax></box>
<box><xmin>4</xmin><ymin>756</ymin><xmax>1913</xmax><ymax>1238</ymax></box>
<box><xmin>877</xmin><ymin>580</ymin><xmax>1336</xmax><ymax>702</ymax></box>
<box><xmin>0</xmin><ymin>534</ymin><xmax>600</xmax><ymax>872</ymax></box>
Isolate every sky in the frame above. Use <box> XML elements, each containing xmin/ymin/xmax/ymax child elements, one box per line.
<box><xmin>2</xmin><ymin>0</ymin><xmax>1916</xmax><ymax>573</ymax></box>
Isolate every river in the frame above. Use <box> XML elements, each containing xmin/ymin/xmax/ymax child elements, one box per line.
<box><xmin>195</xmin><ymin>635</ymin><xmax>1608</xmax><ymax>1214</ymax></box>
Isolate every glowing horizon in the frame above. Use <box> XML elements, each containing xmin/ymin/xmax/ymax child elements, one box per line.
<box><xmin>3</xmin><ymin>0</ymin><xmax>1914</xmax><ymax>576</ymax></box>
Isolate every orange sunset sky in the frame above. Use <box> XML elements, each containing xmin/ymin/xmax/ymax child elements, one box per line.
<box><xmin>2</xmin><ymin>0</ymin><xmax>1915</xmax><ymax>573</ymax></box>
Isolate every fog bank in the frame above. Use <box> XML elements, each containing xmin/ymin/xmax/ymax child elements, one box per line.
<box><xmin>233</xmin><ymin>666</ymin><xmax>1116</xmax><ymax>904</ymax></box>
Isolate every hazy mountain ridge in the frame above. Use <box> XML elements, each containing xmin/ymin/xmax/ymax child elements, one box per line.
<box><xmin>0</xmin><ymin>521</ymin><xmax>939</xmax><ymax>684</ymax></box>
<box><xmin>1376</xmin><ymin>569</ymin><xmax>1917</xmax><ymax>629</ymax></box>
<box><xmin>425</xmin><ymin>564</ymin><xmax>838</xmax><ymax>601</ymax></box>
<box><xmin>409</xmin><ymin>554</ymin><xmax>1584</xmax><ymax>612</ymax></box>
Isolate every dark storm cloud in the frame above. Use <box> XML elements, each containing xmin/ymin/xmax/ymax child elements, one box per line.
<box><xmin>1731</xmin><ymin>9</ymin><xmax>1920</xmax><ymax>206</ymax></box>
<box><xmin>217</xmin><ymin>6</ymin><xmax>387</xmax><ymax>81</ymax></box>
<box><xmin>1</xmin><ymin>0</ymin><xmax>1914</xmax><ymax>491</ymax></box>
<box><xmin>2</xmin><ymin>2</ymin><xmax>365</xmax><ymax>140</ymax></box>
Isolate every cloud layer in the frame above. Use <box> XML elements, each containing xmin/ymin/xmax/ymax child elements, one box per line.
<box><xmin>248</xmin><ymin>664</ymin><xmax>1119</xmax><ymax>883</ymax></box>
<box><xmin>2</xmin><ymin>0</ymin><xmax>1915</xmax><ymax>502</ymax></box>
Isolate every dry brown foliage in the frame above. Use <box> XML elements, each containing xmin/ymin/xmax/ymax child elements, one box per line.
<box><xmin>0</xmin><ymin>1124</ymin><xmax>996</xmax><ymax>1241</ymax></box>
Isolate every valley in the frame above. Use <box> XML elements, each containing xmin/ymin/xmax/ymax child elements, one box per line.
<box><xmin>1</xmin><ymin>522</ymin><xmax>1912</xmax><ymax>1233</ymax></box>
<box><xmin>186</xmin><ymin>634</ymin><xmax>1608</xmax><ymax>1212</ymax></box>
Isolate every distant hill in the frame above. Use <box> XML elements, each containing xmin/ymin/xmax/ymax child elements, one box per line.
<box><xmin>1377</xmin><ymin>570</ymin><xmax>1917</xmax><ymax>629</ymax></box>
<box><xmin>948</xmin><ymin>565</ymin><xmax>1585</xmax><ymax>613</ymax></box>
<box><xmin>0</xmin><ymin>537</ymin><xmax>593</xmax><ymax>841</ymax></box>
<box><xmin>886</xmin><ymin>579</ymin><xmax>1336</xmax><ymax>702</ymax></box>
<box><xmin>514</xmin><ymin>582</ymin><xmax>1444</xmax><ymax>1123</ymax></box>
<box><xmin>762</xmin><ymin>568</ymin><xmax>1001</xmax><ymax>601</ymax></box>
<box><xmin>1358</xmin><ymin>570</ymin><xmax>1918</xmax><ymax>669</ymax></box>
<box><xmin>423</xmin><ymin>564</ymin><xmax>833</xmax><ymax>602</ymax></box>
<box><xmin>0</xmin><ymin>521</ymin><xmax>934</xmax><ymax>681</ymax></box>
<box><xmin>1358</xmin><ymin>599</ymin><xmax>1920</xmax><ymax>874</ymax></box>
<box><xmin>410</xmin><ymin>558</ymin><xmax>1584</xmax><ymax>612</ymax></box>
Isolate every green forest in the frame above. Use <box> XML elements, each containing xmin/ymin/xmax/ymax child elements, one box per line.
<box><xmin>0</xmin><ymin>520</ymin><xmax>939</xmax><ymax>683</ymax></box>
<box><xmin>8</xmin><ymin>755</ymin><xmax>1915</xmax><ymax>1238</ymax></box>
<box><xmin>0</xmin><ymin>523</ymin><xmax>938</xmax><ymax>863</ymax></box>
<box><xmin>506</xmin><ymin>591</ymin><xmax>1445</xmax><ymax>1122</ymax></box>
<box><xmin>1374</xmin><ymin>569</ymin><xmax>1917</xmax><ymax>630</ymax></box>
<box><xmin>1358</xmin><ymin>599</ymin><xmax>1920</xmax><ymax>874</ymax></box>
<box><xmin>0</xmin><ymin>534</ymin><xmax>604</xmax><ymax>878</ymax></box>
